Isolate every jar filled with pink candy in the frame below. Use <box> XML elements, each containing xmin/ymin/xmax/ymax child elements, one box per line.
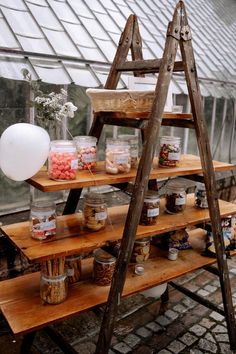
<box><xmin>105</xmin><ymin>138</ymin><xmax>131</xmax><ymax>174</ymax></box>
<box><xmin>48</xmin><ymin>140</ymin><xmax>78</xmax><ymax>180</ymax></box>
<box><xmin>73</xmin><ymin>135</ymin><xmax>97</xmax><ymax>170</ymax></box>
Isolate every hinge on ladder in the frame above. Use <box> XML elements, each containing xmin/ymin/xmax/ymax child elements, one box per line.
<box><xmin>167</xmin><ymin>22</ymin><xmax>181</xmax><ymax>40</ymax></box>
<box><xmin>180</xmin><ymin>25</ymin><xmax>192</xmax><ymax>41</ymax></box>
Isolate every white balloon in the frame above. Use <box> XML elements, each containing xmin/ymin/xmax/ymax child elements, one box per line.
<box><xmin>0</xmin><ymin>123</ymin><xmax>50</xmax><ymax>181</ymax></box>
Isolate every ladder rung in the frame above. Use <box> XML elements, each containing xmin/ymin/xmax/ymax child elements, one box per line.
<box><xmin>117</xmin><ymin>59</ymin><xmax>184</xmax><ymax>73</ymax></box>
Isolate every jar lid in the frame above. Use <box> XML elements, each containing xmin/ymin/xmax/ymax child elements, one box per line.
<box><xmin>50</xmin><ymin>140</ymin><xmax>76</xmax><ymax>151</ymax></box>
<box><xmin>135</xmin><ymin>237</ymin><xmax>151</xmax><ymax>244</ymax></box>
<box><xmin>73</xmin><ymin>135</ymin><xmax>97</xmax><ymax>145</ymax></box>
<box><xmin>160</xmin><ymin>136</ymin><xmax>181</xmax><ymax>142</ymax></box>
<box><xmin>167</xmin><ymin>179</ymin><xmax>186</xmax><ymax>191</ymax></box>
<box><xmin>93</xmin><ymin>248</ymin><xmax>116</xmax><ymax>263</ymax></box>
<box><xmin>144</xmin><ymin>190</ymin><xmax>160</xmax><ymax>200</ymax></box>
<box><xmin>31</xmin><ymin>200</ymin><xmax>56</xmax><ymax>210</ymax></box>
<box><xmin>84</xmin><ymin>192</ymin><xmax>106</xmax><ymax>204</ymax></box>
<box><xmin>106</xmin><ymin>138</ymin><xmax>130</xmax><ymax>147</ymax></box>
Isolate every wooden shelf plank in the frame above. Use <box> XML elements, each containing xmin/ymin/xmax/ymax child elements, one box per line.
<box><xmin>1</xmin><ymin>238</ymin><xmax>235</xmax><ymax>336</ymax></box>
<box><xmin>2</xmin><ymin>195</ymin><xmax>236</xmax><ymax>263</ymax></box>
<box><xmin>95</xmin><ymin>111</ymin><xmax>193</xmax><ymax>120</ymax></box>
<box><xmin>27</xmin><ymin>154</ymin><xmax>234</xmax><ymax>192</ymax></box>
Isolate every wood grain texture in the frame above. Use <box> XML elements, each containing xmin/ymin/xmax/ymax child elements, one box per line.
<box><xmin>1</xmin><ymin>232</ymin><xmax>233</xmax><ymax>335</ymax></box>
<box><xmin>2</xmin><ymin>194</ymin><xmax>236</xmax><ymax>263</ymax></box>
<box><xmin>27</xmin><ymin>154</ymin><xmax>234</xmax><ymax>192</ymax></box>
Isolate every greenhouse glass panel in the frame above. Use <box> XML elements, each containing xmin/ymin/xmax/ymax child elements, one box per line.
<box><xmin>17</xmin><ymin>35</ymin><xmax>53</xmax><ymax>55</ymax></box>
<box><xmin>48</xmin><ymin>0</ymin><xmax>78</xmax><ymax>23</ymax></box>
<box><xmin>27</xmin><ymin>2</ymin><xmax>62</xmax><ymax>30</ymax></box>
<box><xmin>65</xmin><ymin>63</ymin><xmax>100</xmax><ymax>87</ymax></box>
<box><xmin>0</xmin><ymin>18</ymin><xmax>20</xmax><ymax>49</ymax></box>
<box><xmin>31</xmin><ymin>59</ymin><xmax>71</xmax><ymax>84</ymax></box>
<box><xmin>43</xmin><ymin>28</ymin><xmax>79</xmax><ymax>56</ymax></box>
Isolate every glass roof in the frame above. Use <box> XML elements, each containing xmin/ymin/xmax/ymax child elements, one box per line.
<box><xmin>0</xmin><ymin>0</ymin><xmax>234</xmax><ymax>97</ymax></box>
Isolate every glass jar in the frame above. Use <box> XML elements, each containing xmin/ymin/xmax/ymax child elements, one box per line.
<box><xmin>48</xmin><ymin>140</ymin><xmax>78</xmax><ymax>181</ymax></box>
<box><xmin>93</xmin><ymin>248</ymin><xmax>116</xmax><ymax>286</ymax></box>
<box><xmin>158</xmin><ymin>136</ymin><xmax>181</xmax><ymax>167</ymax></box>
<box><xmin>30</xmin><ymin>200</ymin><xmax>57</xmax><ymax>240</ymax></box>
<box><xmin>118</xmin><ymin>134</ymin><xmax>139</xmax><ymax>168</ymax></box>
<box><xmin>105</xmin><ymin>138</ymin><xmax>131</xmax><ymax>174</ymax></box>
<box><xmin>83</xmin><ymin>192</ymin><xmax>108</xmax><ymax>231</ymax></box>
<box><xmin>131</xmin><ymin>237</ymin><xmax>151</xmax><ymax>263</ymax></box>
<box><xmin>195</xmin><ymin>182</ymin><xmax>208</xmax><ymax>209</ymax></box>
<box><xmin>40</xmin><ymin>273</ymin><xmax>68</xmax><ymax>304</ymax></box>
<box><xmin>73</xmin><ymin>135</ymin><xmax>97</xmax><ymax>171</ymax></box>
<box><xmin>140</xmin><ymin>191</ymin><xmax>160</xmax><ymax>226</ymax></box>
<box><xmin>65</xmin><ymin>254</ymin><xmax>82</xmax><ymax>283</ymax></box>
<box><xmin>165</xmin><ymin>180</ymin><xmax>186</xmax><ymax>214</ymax></box>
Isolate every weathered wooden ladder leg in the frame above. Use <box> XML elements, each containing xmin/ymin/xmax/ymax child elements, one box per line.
<box><xmin>95</xmin><ymin>6</ymin><xmax>181</xmax><ymax>354</ymax></box>
<box><xmin>179</xmin><ymin>2</ymin><xmax>236</xmax><ymax>349</ymax></box>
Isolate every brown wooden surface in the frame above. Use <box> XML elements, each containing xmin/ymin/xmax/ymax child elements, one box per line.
<box><xmin>2</xmin><ymin>194</ymin><xmax>236</xmax><ymax>263</ymax></box>
<box><xmin>96</xmin><ymin>111</ymin><xmax>193</xmax><ymax>120</ymax></box>
<box><xmin>27</xmin><ymin>154</ymin><xmax>234</xmax><ymax>192</ymax></box>
<box><xmin>1</xmin><ymin>230</ymin><xmax>234</xmax><ymax>335</ymax></box>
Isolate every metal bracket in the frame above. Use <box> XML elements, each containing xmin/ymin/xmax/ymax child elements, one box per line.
<box><xmin>180</xmin><ymin>25</ymin><xmax>192</xmax><ymax>41</ymax></box>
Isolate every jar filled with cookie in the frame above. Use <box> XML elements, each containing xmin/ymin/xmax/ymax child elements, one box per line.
<box><xmin>65</xmin><ymin>254</ymin><xmax>82</xmax><ymax>283</ymax></box>
<box><xmin>83</xmin><ymin>192</ymin><xmax>108</xmax><ymax>231</ymax></box>
<box><xmin>118</xmin><ymin>134</ymin><xmax>139</xmax><ymax>168</ymax></box>
<box><xmin>158</xmin><ymin>136</ymin><xmax>181</xmax><ymax>168</ymax></box>
<box><xmin>131</xmin><ymin>237</ymin><xmax>151</xmax><ymax>263</ymax></box>
<box><xmin>93</xmin><ymin>248</ymin><xmax>116</xmax><ymax>286</ymax></box>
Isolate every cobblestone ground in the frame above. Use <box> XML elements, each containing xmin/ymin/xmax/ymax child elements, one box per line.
<box><xmin>1</xmin><ymin>258</ymin><xmax>236</xmax><ymax>353</ymax></box>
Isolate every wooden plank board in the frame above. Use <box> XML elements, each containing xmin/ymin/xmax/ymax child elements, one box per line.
<box><xmin>27</xmin><ymin>154</ymin><xmax>234</xmax><ymax>192</ymax></box>
<box><xmin>95</xmin><ymin>111</ymin><xmax>193</xmax><ymax>120</ymax></box>
<box><xmin>1</xmin><ymin>234</ymin><xmax>233</xmax><ymax>335</ymax></box>
<box><xmin>2</xmin><ymin>194</ymin><xmax>236</xmax><ymax>263</ymax></box>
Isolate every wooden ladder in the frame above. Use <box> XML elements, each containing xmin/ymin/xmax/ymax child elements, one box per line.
<box><xmin>79</xmin><ymin>2</ymin><xmax>236</xmax><ymax>353</ymax></box>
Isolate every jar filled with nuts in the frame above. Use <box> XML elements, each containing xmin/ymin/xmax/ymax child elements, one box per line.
<box><xmin>30</xmin><ymin>200</ymin><xmax>57</xmax><ymax>240</ymax></box>
<box><xmin>93</xmin><ymin>248</ymin><xmax>116</xmax><ymax>286</ymax></box>
<box><xmin>83</xmin><ymin>192</ymin><xmax>108</xmax><ymax>231</ymax></box>
<box><xmin>140</xmin><ymin>191</ymin><xmax>160</xmax><ymax>226</ymax></box>
<box><xmin>118</xmin><ymin>134</ymin><xmax>139</xmax><ymax>168</ymax></box>
<box><xmin>165</xmin><ymin>180</ymin><xmax>186</xmax><ymax>214</ymax></box>
<box><xmin>65</xmin><ymin>254</ymin><xmax>82</xmax><ymax>283</ymax></box>
<box><xmin>131</xmin><ymin>237</ymin><xmax>151</xmax><ymax>263</ymax></box>
<box><xmin>73</xmin><ymin>135</ymin><xmax>97</xmax><ymax>170</ymax></box>
<box><xmin>105</xmin><ymin>138</ymin><xmax>131</xmax><ymax>174</ymax></box>
<box><xmin>158</xmin><ymin>136</ymin><xmax>181</xmax><ymax>168</ymax></box>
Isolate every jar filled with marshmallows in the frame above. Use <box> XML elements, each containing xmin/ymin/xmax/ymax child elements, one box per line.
<box><xmin>105</xmin><ymin>138</ymin><xmax>131</xmax><ymax>174</ymax></box>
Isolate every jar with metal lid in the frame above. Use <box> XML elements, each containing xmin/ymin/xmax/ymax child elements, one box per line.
<box><xmin>131</xmin><ymin>237</ymin><xmax>151</xmax><ymax>263</ymax></box>
<box><xmin>48</xmin><ymin>140</ymin><xmax>78</xmax><ymax>181</ymax></box>
<box><xmin>40</xmin><ymin>273</ymin><xmax>68</xmax><ymax>304</ymax></box>
<box><xmin>30</xmin><ymin>200</ymin><xmax>57</xmax><ymax>240</ymax></box>
<box><xmin>93</xmin><ymin>248</ymin><xmax>116</xmax><ymax>286</ymax></box>
<box><xmin>105</xmin><ymin>138</ymin><xmax>131</xmax><ymax>174</ymax></box>
<box><xmin>118</xmin><ymin>134</ymin><xmax>139</xmax><ymax>168</ymax></box>
<box><xmin>83</xmin><ymin>192</ymin><xmax>108</xmax><ymax>231</ymax></box>
<box><xmin>73</xmin><ymin>135</ymin><xmax>97</xmax><ymax>170</ymax></box>
<box><xmin>65</xmin><ymin>254</ymin><xmax>82</xmax><ymax>283</ymax></box>
<box><xmin>195</xmin><ymin>182</ymin><xmax>208</xmax><ymax>209</ymax></box>
<box><xmin>165</xmin><ymin>180</ymin><xmax>186</xmax><ymax>214</ymax></box>
<box><xmin>140</xmin><ymin>191</ymin><xmax>160</xmax><ymax>226</ymax></box>
<box><xmin>158</xmin><ymin>136</ymin><xmax>181</xmax><ymax>167</ymax></box>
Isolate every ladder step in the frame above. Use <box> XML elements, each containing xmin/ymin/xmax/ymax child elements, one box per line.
<box><xmin>117</xmin><ymin>59</ymin><xmax>184</xmax><ymax>73</ymax></box>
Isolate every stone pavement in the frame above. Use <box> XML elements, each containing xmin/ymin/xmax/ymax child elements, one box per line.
<box><xmin>1</xmin><ymin>257</ymin><xmax>236</xmax><ymax>354</ymax></box>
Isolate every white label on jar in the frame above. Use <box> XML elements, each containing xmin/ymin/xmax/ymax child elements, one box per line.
<box><xmin>168</xmin><ymin>152</ymin><xmax>180</xmax><ymax>160</ymax></box>
<box><xmin>33</xmin><ymin>220</ymin><xmax>56</xmax><ymax>231</ymax></box>
<box><xmin>114</xmin><ymin>155</ymin><xmax>129</xmax><ymax>164</ymax></box>
<box><xmin>175</xmin><ymin>196</ymin><xmax>186</xmax><ymax>205</ymax></box>
<box><xmin>71</xmin><ymin>159</ymin><xmax>78</xmax><ymax>169</ymax></box>
<box><xmin>66</xmin><ymin>268</ymin><xmax>74</xmax><ymax>276</ymax></box>
<box><xmin>147</xmin><ymin>208</ymin><xmax>159</xmax><ymax>217</ymax></box>
<box><xmin>82</xmin><ymin>153</ymin><xmax>96</xmax><ymax>163</ymax></box>
<box><xmin>95</xmin><ymin>211</ymin><xmax>107</xmax><ymax>220</ymax></box>
<box><xmin>144</xmin><ymin>198</ymin><xmax>159</xmax><ymax>204</ymax></box>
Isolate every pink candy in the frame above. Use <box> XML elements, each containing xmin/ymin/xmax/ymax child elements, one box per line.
<box><xmin>48</xmin><ymin>152</ymin><xmax>78</xmax><ymax>180</ymax></box>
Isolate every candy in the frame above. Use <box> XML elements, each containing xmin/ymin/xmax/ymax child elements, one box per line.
<box><xmin>48</xmin><ymin>151</ymin><xmax>78</xmax><ymax>181</ymax></box>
